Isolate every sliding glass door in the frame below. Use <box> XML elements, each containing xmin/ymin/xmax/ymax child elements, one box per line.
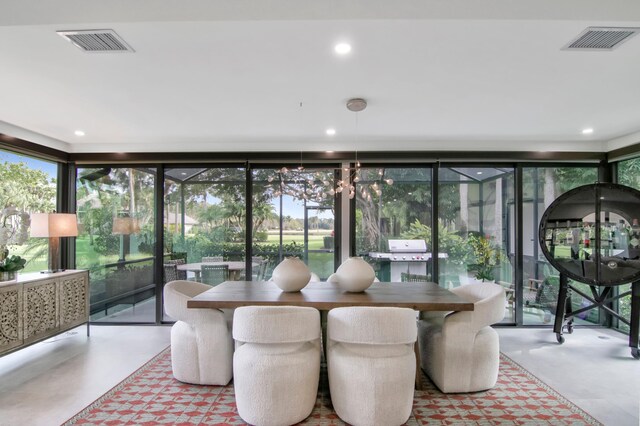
<box><xmin>76</xmin><ymin>167</ymin><xmax>157</xmax><ymax>323</ymax></box>
<box><xmin>252</xmin><ymin>168</ymin><xmax>336</xmax><ymax>280</ymax></box>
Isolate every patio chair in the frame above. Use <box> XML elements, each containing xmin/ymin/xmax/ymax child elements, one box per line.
<box><xmin>163</xmin><ymin>263</ymin><xmax>186</xmax><ymax>283</ymax></box>
<box><xmin>256</xmin><ymin>261</ymin><xmax>272</xmax><ymax>281</ymax></box>
<box><xmin>202</xmin><ymin>256</ymin><xmax>223</xmax><ymax>262</ymax></box>
<box><xmin>164</xmin><ymin>259</ymin><xmax>187</xmax><ymax>280</ymax></box>
<box><xmin>200</xmin><ymin>264</ymin><xmax>229</xmax><ymax>286</ymax></box>
<box><xmin>400</xmin><ymin>272</ymin><xmax>431</xmax><ymax>282</ymax></box>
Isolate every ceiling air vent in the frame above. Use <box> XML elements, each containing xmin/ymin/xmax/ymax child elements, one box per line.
<box><xmin>563</xmin><ymin>26</ymin><xmax>640</xmax><ymax>51</ymax></box>
<box><xmin>57</xmin><ymin>29</ymin><xmax>134</xmax><ymax>53</ymax></box>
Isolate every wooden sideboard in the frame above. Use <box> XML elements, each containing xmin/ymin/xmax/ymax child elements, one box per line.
<box><xmin>0</xmin><ymin>270</ymin><xmax>89</xmax><ymax>356</ymax></box>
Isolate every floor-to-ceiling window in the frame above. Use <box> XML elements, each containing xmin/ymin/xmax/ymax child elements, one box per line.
<box><xmin>438</xmin><ymin>167</ymin><xmax>515</xmax><ymax>322</ymax></box>
<box><xmin>162</xmin><ymin>166</ymin><xmax>246</xmax><ymax>318</ymax></box>
<box><xmin>615</xmin><ymin>157</ymin><xmax>640</xmax><ymax>333</ymax></box>
<box><xmin>252</xmin><ymin>167</ymin><xmax>336</xmax><ymax>280</ymax></box>
<box><xmin>76</xmin><ymin>167</ymin><xmax>157</xmax><ymax>323</ymax></box>
<box><xmin>355</xmin><ymin>167</ymin><xmax>432</xmax><ymax>282</ymax></box>
<box><xmin>522</xmin><ymin>166</ymin><xmax>598</xmax><ymax>325</ymax></box>
<box><xmin>0</xmin><ymin>149</ymin><xmax>57</xmax><ymax>273</ymax></box>
<box><xmin>65</xmin><ymin>156</ymin><xmax>618</xmax><ymax>329</ymax></box>
<box><xmin>164</xmin><ymin>167</ymin><xmax>246</xmax><ymax>265</ymax></box>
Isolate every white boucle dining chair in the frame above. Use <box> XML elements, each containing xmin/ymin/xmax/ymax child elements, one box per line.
<box><xmin>327</xmin><ymin>306</ymin><xmax>417</xmax><ymax>426</ymax></box>
<box><xmin>163</xmin><ymin>280</ymin><xmax>233</xmax><ymax>385</ymax></box>
<box><xmin>232</xmin><ymin>306</ymin><xmax>321</xmax><ymax>426</ymax></box>
<box><xmin>418</xmin><ymin>282</ymin><xmax>505</xmax><ymax>393</ymax></box>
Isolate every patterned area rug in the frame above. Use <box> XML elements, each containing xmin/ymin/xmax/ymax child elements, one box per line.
<box><xmin>64</xmin><ymin>348</ymin><xmax>601</xmax><ymax>425</ymax></box>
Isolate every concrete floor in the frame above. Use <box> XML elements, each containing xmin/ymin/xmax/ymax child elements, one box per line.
<box><xmin>0</xmin><ymin>325</ymin><xmax>637</xmax><ymax>426</ymax></box>
<box><xmin>498</xmin><ymin>327</ymin><xmax>640</xmax><ymax>426</ymax></box>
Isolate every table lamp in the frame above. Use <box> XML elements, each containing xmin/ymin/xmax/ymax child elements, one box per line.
<box><xmin>30</xmin><ymin>213</ymin><xmax>78</xmax><ymax>273</ymax></box>
<box><xmin>112</xmin><ymin>216</ymin><xmax>139</xmax><ymax>262</ymax></box>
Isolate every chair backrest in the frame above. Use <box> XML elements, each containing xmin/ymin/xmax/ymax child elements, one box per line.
<box><xmin>401</xmin><ymin>272</ymin><xmax>431</xmax><ymax>282</ymax></box>
<box><xmin>163</xmin><ymin>280</ymin><xmax>214</xmax><ymax>320</ymax></box>
<box><xmin>257</xmin><ymin>261</ymin><xmax>272</xmax><ymax>281</ymax></box>
<box><xmin>165</xmin><ymin>259</ymin><xmax>187</xmax><ymax>280</ymax></box>
<box><xmin>233</xmin><ymin>306</ymin><xmax>320</xmax><ymax>344</ymax></box>
<box><xmin>201</xmin><ymin>264</ymin><xmax>229</xmax><ymax>286</ymax></box>
<box><xmin>451</xmin><ymin>282</ymin><xmax>506</xmax><ymax>326</ymax></box>
<box><xmin>164</xmin><ymin>263</ymin><xmax>180</xmax><ymax>283</ymax></box>
<box><xmin>328</xmin><ymin>306</ymin><xmax>417</xmax><ymax>345</ymax></box>
<box><xmin>202</xmin><ymin>256</ymin><xmax>223</xmax><ymax>262</ymax></box>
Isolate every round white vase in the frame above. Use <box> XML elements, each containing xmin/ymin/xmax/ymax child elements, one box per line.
<box><xmin>334</xmin><ymin>257</ymin><xmax>376</xmax><ymax>292</ymax></box>
<box><xmin>271</xmin><ymin>257</ymin><xmax>311</xmax><ymax>292</ymax></box>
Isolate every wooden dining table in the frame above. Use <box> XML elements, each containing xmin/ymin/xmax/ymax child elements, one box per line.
<box><xmin>177</xmin><ymin>261</ymin><xmax>259</xmax><ymax>281</ymax></box>
<box><xmin>188</xmin><ymin>280</ymin><xmax>474</xmax><ymax>389</ymax></box>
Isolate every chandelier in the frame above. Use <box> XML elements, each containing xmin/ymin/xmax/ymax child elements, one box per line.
<box><xmin>269</xmin><ymin>162</ymin><xmax>393</xmax><ymax>202</ymax></box>
<box><xmin>267</xmin><ymin>97</ymin><xmax>393</xmax><ymax>201</ymax></box>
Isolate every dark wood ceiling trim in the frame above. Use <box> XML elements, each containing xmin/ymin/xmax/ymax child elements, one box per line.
<box><xmin>68</xmin><ymin>150</ymin><xmax>606</xmax><ymax>164</ymax></box>
<box><xmin>608</xmin><ymin>142</ymin><xmax>640</xmax><ymax>162</ymax></box>
<box><xmin>0</xmin><ymin>134</ymin><xmax>69</xmax><ymax>162</ymax></box>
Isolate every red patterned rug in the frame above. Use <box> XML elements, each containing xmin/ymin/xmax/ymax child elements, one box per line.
<box><xmin>64</xmin><ymin>348</ymin><xmax>601</xmax><ymax>425</ymax></box>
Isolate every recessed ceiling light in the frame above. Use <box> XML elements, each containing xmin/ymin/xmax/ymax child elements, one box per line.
<box><xmin>181</xmin><ymin>172</ymin><xmax>187</xmax><ymax>176</ymax></box>
<box><xmin>582</xmin><ymin>128</ymin><xmax>594</xmax><ymax>135</ymax></box>
<box><xmin>334</xmin><ymin>43</ymin><xmax>351</xmax><ymax>55</ymax></box>
<box><xmin>74</xmin><ymin>130</ymin><xmax>85</xmax><ymax>137</ymax></box>
<box><xmin>477</xmin><ymin>171</ymin><xmax>483</xmax><ymax>175</ymax></box>
<box><xmin>326</xmin><ymin>150</ymin><xmax>334</xmax><ymax>153</ymax></box>
<box><xmin>326</xmin><ymin>128</ymin><xmax>336</xmax><ymax>136</ymax></box>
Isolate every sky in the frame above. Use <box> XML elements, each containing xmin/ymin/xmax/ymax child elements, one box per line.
<box><xmin>1</xmin><ymin>150</ymin><xmax>333</xmax><ymax>221</ymax></box>
<box><xmin>0</xmin><ymin>150</ymin><xmax>57</xmax><ymax>179</ymax></box>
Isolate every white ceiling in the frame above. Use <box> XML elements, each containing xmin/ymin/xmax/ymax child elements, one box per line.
<box><xmin>1</xmin><ymin>0</ymin><xmax>640</xmax><ymax>154</ymax></box>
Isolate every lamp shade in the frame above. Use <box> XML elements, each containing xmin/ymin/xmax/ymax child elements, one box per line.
<box><xmin>112</xmin><ymin>217</ymin><xmax>140</xmax><ymax>235</ymax></box>
<box><xmin>30</xmin><ymin>213</ymin><xmax>78</xmax><ymax>238</ymax></box>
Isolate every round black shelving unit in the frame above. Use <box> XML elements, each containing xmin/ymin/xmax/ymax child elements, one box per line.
<box><xmin>538</xmin><ymin>183</ymin><xmax>640</xmax><ymax>358</ymax></box>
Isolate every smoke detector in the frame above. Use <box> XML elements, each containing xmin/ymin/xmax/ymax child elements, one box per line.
<box><xmin>346</xmin><ymin>98</ymin><xmax>367</xmax><ymax>112</ymax></box>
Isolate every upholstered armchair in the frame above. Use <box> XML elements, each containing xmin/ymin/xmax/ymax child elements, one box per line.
<box><xmin>163</xmin><ymin>280</ymin><xmax>233</xmax><ymax>385</ymax></box>
<box><xmin>232</xmin><ymin>306</ymin><xmax>321</xmax><ymax>426</ymax></box>
<box><xmin>327</xmin><ymin>306</ymin><xmax>417</xmax><ymax>426</ymax></box>
<box><xmin>418</xmin><ymin>282</ymin><xmax>505</xmax><ymax>393</ymax></box>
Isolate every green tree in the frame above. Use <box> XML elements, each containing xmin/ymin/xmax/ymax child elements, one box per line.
<box><xmin>0</xmin><ymin>161</ymin><xmax>56</xmax><ymax>213</ymax></box>
<box><xmin>618</xmin><ymin>158</ymin><xmax>640</xmax><ymax>189</ymax></box>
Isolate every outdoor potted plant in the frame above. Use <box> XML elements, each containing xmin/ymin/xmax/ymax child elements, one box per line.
<box><xmin>468</xmin><ymin>234</ymin><xmax>504</xmax><ymax>282</ymax></box>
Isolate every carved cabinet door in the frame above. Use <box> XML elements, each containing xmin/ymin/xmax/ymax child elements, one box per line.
<box><xmin>0</xmin><ymin>283</ymin><xmax>23</xmax><ymax>354</ymax></box>
<box><xmin>23</xmin><ymin>278</ymin><xmax>59</xmax><ymax>344</ymax></box>
<box><xmin>59</xmin><ymin>272</ymin><xmax>89</xmax><ymax>329</ymax></box>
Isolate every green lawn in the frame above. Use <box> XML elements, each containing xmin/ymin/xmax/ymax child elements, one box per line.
<box><xmin>257</xmin><ymin>233</ymin><xmax>330</xmax><ymax>251</ymax></box>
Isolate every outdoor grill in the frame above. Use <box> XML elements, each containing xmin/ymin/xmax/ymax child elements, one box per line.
<box><xmin>369</xmin><ymin>239</ymin><xmax>430</xmax><ymax>282</ymax></box>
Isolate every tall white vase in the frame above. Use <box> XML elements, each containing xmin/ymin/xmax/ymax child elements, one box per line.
<box><xmin>271</xmin><ymin>257</ymin><xmax>311</xmax><ymax>292</ymax></box>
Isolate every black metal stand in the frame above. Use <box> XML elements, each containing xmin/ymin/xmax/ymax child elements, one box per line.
<box><xmin>553</xmin><ymin>273</ymin><xmax>640</xmax><ymax>359</ymax></box>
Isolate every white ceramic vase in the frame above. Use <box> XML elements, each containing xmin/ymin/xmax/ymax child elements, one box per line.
<box><xmin>332</xmin><ymin>257</ymin><xmax>376</xmax><ymax>292</ymax></box>
<box><xmin>271</xmin><ymin>257</ymin><xmax>311</xmax><ymax>292</ymax></box>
